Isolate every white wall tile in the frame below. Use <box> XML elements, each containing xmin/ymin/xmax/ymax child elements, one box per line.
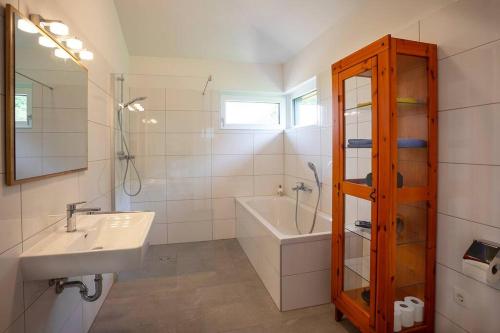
<box><xmin>212</xmin><ymin>198</ymin><xmax>236</xmax><ymax>220</ymax></box>
<box><xmin>24</xmin><ymin>278</ymin><xmax>82</xmax><ymax>333</ymax></box>
<box><xmin>213</xmin><ymin>219</ymin><xmax>236</xmax><ymax>240</ymax></box>
<box><xmin>435</xmin><ymin>312</ymin><xmax>467</xmax><ymax>333</ymax></box>
<box><xmin>133</xmin><ymin>156</ymin><xmax>167</xmax><ymax>179</ymax></box>
<box><xmin>167</xmin><ymin>199</ymin><xmax>212</xmax><ymax>223</ymax></box>
<box><xmin>166</xmin><ymin>177</ymin><xmax>211</xmax><ymax>200</ymax></box>
<box><xmin>212</xmin><ymin>155</ymin><xmax>253</xmax><ymax>176</ymax></box>
<box><xmin>439</xmin><ymin>163</ymin><xmax>500</xmax><ymax>228</ymax></box>
<box><xmin>253</xmin><ymin>132</ymin><xmax>283</xmax><ymax>154</ymax></box>
<box><xmin>166</xmin><ymin>155</ymin><xmax>210</xmax><ymax>178</ymax></box>
<box><xmin>129</xmin><ymin>87</ymin><xmax>165</xmax><ymax>110</ymax></box>
<box><xmin>439</xmin><ymin>104</ymin><xmax>500</xmax><ymax>165</ymax></box>
<box><xmin>88</xmin><ymin>82</ymin><xmax>110</xmax><ymax>126</ymax></box>
<box><xmin>435</xmin><ymin>264</ymin><xmax>499</xmax><ymax>333</ymax></box>
<box><xmin>78</xmin><ymin>160</ymin><xmax>111</xmax><ymax>202</ymax></box>
<box><xmin>148</xmin><ymin>223</ymin><xmax>168</xmax><ymax>245</ymax></box>
<box><xmin>21</xmin><ymin>174</ymin><xmax>79</xmax><ymax>240</ymax></box>
<box><xmin>213</xmin><ymin>133</ymin><xmax>253</xmax><ymax>155</ymax></box>
<box><xmin>129</xmin><ymin>132</ymin><xmax>166</xmax><ymax>156</ymax></box>
<box><xmin>131</xmin><ymin>201</ymin><xmax>167</xmax><ymax>223</ymax></box>
<box><xmin>420</xmin><ymin>0</ymin><xmax>500</xmax><ymax>59</ymax></box>
<box><xmin>165</xmin><ymin>133</ymin><xmax>211</xmax><ymax>155</ymax></box>
<box><xmin>438</xmin><ymin>39</ymin><xmax>500</xmax><ymax>110</ymax></box>
<box><xmin>0</xmin><ymin>245</ymin><xmax>23</xmax><ymax>333</ymax></box>
<box><xmin>165</xmin><ymin>89</ymin><xmax>206</xmax><ymax>111</ymax></box>
<box><xmin>0</xmin><ymin>179</ymin><xmax>22</xmax><ymax>254</ymax></box>
<box><xmin>129</xmin><ymin>178</ymin><xmax>167</xmax><ymax>203</ymax></box>
<box><xmin>254</xmin><ymin>155</ymin><xmax>283</xmax><ymax>175</ymax></box>
<box><xmin>129</xmin><ymin>110</ymin><xmax>166</xmax><ymax>133</ymax></box>
<box><xmin>254</xmin><ymin>175</ymin><xmax>283</xmax><ymax>196</ymax></box>
<box><xmin>296</xmin><ymin>126</ymin><xmax>321</xmax><ymax>155</ymax></box>
<box><xmin>165</xmin><ymin>111</ymin><xmax>211</xmax><ymax>133</ymax></box>
<box><xmin>212</xmin><ymin>176</ymin><xmax>253</xmax><ymax>198</ymax></box>
<box><xmin>88</xmin><ymin>122</ymin><xmax>110</xmax><ymax>162</ymax></box>
<box><xmin>168</xmin><ymin>221</ymin><xmax>212</xmax><ymax>243</ymax></box>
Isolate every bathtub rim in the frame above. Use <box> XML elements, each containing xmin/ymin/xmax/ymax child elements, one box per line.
<box><xmin>236</xmin><ymin>195</ymin><xmax>332</xmax><ymax>245</ymax></box>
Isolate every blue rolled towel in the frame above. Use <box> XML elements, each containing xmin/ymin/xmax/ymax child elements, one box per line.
<box><xmin>397</xmin><ymin>139</ymin><xmax>427</xmax><ymax>148</ymax></box>
<box><xmin>347</xmin><ymin>139</ymin><xmax>372</xmax><ymax>148</ymax></box>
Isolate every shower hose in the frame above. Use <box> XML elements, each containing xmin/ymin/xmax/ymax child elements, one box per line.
<box><xmin>294</xmin><ymin>185</ymin><xmax>321</xmax><ymax>235</ymax></box>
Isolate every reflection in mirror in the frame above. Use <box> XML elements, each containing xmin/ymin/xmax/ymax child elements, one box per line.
<box><xmin>8</xmin><ymin>10</ymin><xmax>88</xmax><ymax>183</ymax></box>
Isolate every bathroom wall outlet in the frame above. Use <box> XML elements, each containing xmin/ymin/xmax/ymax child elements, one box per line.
<box><xmin>453</xmin><ymin>287</ymin><xmax>468</xmax><ymax>308</ymax></box>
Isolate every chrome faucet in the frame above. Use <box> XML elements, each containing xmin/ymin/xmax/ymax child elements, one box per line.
<box><xmin>292</xmin><ymin>182</ymin><xmax>312</xmax><ymax>193</ymax></box>
<box><xmin>66</xmin><ymin>201</ymin><xmax>101</xmax><ymax>232</ymax></box>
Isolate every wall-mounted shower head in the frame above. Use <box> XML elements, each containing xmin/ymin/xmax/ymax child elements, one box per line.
<box><xmin>121</xmin><ymin>96</ymin><xmax>147</xmax><ymax>109</ymax></box>
<box><xmin>308</xmin><ymin>162</ymin><xmax>321</xmax><ymax>189</ymax></box>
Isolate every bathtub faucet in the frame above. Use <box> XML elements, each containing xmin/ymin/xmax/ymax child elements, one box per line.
<box><xmin>292</xmin><ymin>182</ymin><xmax>312</xmax><ymax>193</ymax></box>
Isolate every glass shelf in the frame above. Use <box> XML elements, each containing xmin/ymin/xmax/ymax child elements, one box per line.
<box><xmin>345</xmin><ymin>223</ymin><xmax>372</xmax><ymax>241</ymax></box>
<box><xmin>345</xmin><ymin>256</ymin><xmax>371</xmax><ymax>282</ymax></box>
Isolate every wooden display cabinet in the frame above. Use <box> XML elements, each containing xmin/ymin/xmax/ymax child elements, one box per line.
<box><xmin>331</xmin><ymin>35</ymin><xmax>437</xmax><ymax>333</ymax></box>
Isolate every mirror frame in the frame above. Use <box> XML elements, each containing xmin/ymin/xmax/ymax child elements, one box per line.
<box><xmin>4</xmin><ymin>4</ymin><xmax>88</xmax><ymax>185</ymax></box>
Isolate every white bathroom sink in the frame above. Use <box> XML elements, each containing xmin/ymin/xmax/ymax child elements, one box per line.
<box><xmin>21</xmin><ymin>212</ymin><xmax>154</xmax><ymax>281</ymax></box>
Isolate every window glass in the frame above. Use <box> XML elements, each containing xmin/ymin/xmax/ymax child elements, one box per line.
<box><xmin>293</xmin><ymin>90</ymin><xmax>318</xmax><ymax>127</ymax></box>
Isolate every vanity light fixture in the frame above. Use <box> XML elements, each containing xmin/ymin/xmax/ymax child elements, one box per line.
<box><xmin>17</xmin><ymin>18</ymin><xmax>38</xmax><ymax>33</ymax></box>
<box><xmin>78</xmin><ymin>49</ymin><xmax>94</xmax><ymax>61</ymax></box>
<box><xmin>65</xmin><ymin>37</ymin><xmax>83</xmax><ymax>51</ymax></box>
<box><xmin>29</xmin><ymin>13</ymin><xmax>93</xmax><ymax>61</ymax></box>
<box><xmin>38</xmin><ymin>35</ymin><xmax>57</xmax><ymax>48</ymax></box>
<box><xmin>45</xmin><ymin>21</ymin><xmax>69</xmax><ymax>36</ymax></box>
<box><xmin>54</xmin><ymin>48</ymin><xmax>71</xmax><ymax>59</ymax></box>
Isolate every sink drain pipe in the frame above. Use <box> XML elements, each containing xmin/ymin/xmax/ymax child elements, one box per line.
<box><xmin>49</xmin><ymin>274</ymin><xmax>103</xmax><ymax>302</ymax></box>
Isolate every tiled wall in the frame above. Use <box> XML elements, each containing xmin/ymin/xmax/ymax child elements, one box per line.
<box><xmin>0</xmin><ymin>0</ymin><xmax>128</xmax><ymax>332</ymax></box>
<box><xmin>283</xmin><ymin>0</ymin><xmax>500</xmax><ymax>331</ymax></box>
<box><xmin>123</xmin><ymin>75</ymin><xmax>284</xmax><ymax>244</ymax></box>
<box><xmin>283</xmin><ymin>74</ymin><xmax>333</xmax><ymax>215</ymax></box>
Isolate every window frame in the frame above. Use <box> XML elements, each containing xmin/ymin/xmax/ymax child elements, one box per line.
<box><xmin>220</xmin><ymin>93</ymin><xmax>286</xmax><ymax>130</ymax></box>
<box><xmin>287</xmin><ymin>77</ymin><xmax>318</xmax><ymax>128</ymax></box>
<box><xmin>15</xmin><ymin>86</ymin><xmax>33</xmax><ymax>129</ymax></box>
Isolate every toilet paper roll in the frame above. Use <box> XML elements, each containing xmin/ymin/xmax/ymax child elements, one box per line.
<box><xmin>395</xmin><ymin>301</ymin><xmax>414</xmax><ymax>328</ymax></box>
<box><xmin>487</xmin><ymin>254</ymin><xmax>500</xmax><ymax>286</ymax></box>
<box><xmin>404</xmin><ymin>296</ymin><xmax>424</xmax><ymax>322</ymax></box>
<box><xmin>394</xmin><ymin>307</ymin><xmax>402</xmax><ymax>332</ymax></box>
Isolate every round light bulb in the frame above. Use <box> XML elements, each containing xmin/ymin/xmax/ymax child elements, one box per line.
<box><xmin>17</xmin><ymin>19</ymin><xmax>38</xmax><ymax>34</ymax></box>
<box><xmin>38</xmin><ymin>36</ymin><xmax>57</xmax><ymax>48</ymax></box>
<box><xmin>54</xmin><ymin>48</ymin><xmax>71</xmax><ymax>59</ymax></box>
<box><xmin>49</xmin><ymin>21</ymin><xmax>69</xmax><ymax>36</ymax></box>
<box><xmin>65</xmin><ymin>38</ymin><xmax>83</xmax><ymax>50</ymax></box>
<box><xmin>78</xmin><ymin>49</ymin><xmax>94</xmax><ymax>61</ymax></box>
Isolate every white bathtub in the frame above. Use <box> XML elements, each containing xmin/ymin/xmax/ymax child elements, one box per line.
<box><xmin>236</xmin><ymin>196</ymin><xmax>332</xmax><ymax>311</ymax></box>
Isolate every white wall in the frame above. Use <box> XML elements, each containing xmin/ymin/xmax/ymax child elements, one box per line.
<box><xmin>0</xmin><ymin>0</ymin><xmax>129</xmax><ymax>332</ymax></box>
<box><xmin>123</xmin><ymin>57</ymin><xmax>284</xmax><ymax>244</ymax></box>
<box><xmin>283</xmin><ymin>0</ymin><xmax>500</xmax><ymax>332</ymax></box>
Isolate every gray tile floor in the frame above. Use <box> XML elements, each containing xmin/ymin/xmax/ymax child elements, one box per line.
<box><xmin>90</xmin><ymin>239</ymin><xmax>359</xmax><ymax>333</ymax></box>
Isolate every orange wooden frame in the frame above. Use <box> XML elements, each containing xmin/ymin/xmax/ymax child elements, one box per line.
<box><xmin>331</xmin><ymin>35</ymin><xmax>438</xmax><ymax>333</ymax></box>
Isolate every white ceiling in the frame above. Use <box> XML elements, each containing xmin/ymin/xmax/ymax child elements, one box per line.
<box><xmin>113</xmin><ymin>0</ymin><xmax>364</xmax><ymax>63</ymax></box>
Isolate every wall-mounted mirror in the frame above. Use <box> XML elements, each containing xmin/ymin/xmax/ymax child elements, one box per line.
<box><xmin>4</xmin><ymin>5</ymin><xmax>88</xmax><ymax>185</ymax></box>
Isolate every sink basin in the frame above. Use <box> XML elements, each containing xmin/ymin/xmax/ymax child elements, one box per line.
<box><xmin>21</xmin><ymin>212</ymin><xmax>154</xmax><ymax>281</ymax></box>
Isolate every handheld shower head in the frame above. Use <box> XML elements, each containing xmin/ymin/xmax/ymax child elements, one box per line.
<box><xmin>308</xmin><ymin>162</ymin><xmax>321</xmax><ymax>188</ymax></box>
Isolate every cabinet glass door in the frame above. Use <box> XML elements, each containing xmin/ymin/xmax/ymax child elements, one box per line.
<box><xmin>393</xmin><ymin>54</ymin><xmax>429</xmax><ymax>330</ymax></box>
<box><xmin>339</xmin><ymin>58</ymin><xmax>378</xmax><ymax>326</ymax></box>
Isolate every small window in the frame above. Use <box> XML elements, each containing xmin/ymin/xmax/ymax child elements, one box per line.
<box><xmin>293</xmin><ymin>90</ymin><xmax>318</xmax><ymax>127</ymax></box>
<box><xmin>221</xmin><ymin>94</ymin><xmax>284</xmax><ymax>129</ymax></box>
<box><xmin>15</xmin><ymin>87</ymin><xmax>33</xmax><ymax>129</ymax></box>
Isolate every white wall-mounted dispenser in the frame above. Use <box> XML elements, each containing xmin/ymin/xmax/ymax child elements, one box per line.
<box><xmin>462</xmin><ymin>239</ymin><xmax>500</xmax><ymax>290</ymax></box>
